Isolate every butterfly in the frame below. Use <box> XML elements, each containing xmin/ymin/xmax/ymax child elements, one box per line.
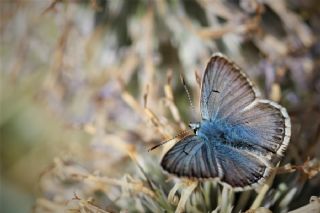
<box><xmin>161</xmin><ymin>53</ymin><xmax>291</xmax><ymax>191</ymax></box>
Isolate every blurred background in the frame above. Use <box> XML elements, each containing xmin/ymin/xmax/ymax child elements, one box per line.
<box><xmin>1</xmin><ymin>0</ymin><xmax>319</xmax><ymax>212</ymax></box>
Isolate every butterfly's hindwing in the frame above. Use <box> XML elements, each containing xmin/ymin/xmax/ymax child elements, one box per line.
<box><xmin>233</xmin><ymin>100</ymin><xmax>291</xmax><ymax>158</ymax></box>
<box><xmin>215</xmin><ymin>144</ymin><xmax>270</xmax><ymax>189</ymax></box>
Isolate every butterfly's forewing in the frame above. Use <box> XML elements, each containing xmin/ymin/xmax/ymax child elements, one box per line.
<box><xmin>200</xmin><ymin>54</ymin><xmax>258</xmax><ymax>121</ymax></box>
<box><xmin>161</xmin><ymin>135</ymin><xmax>220</xmax><ymax>178</ymax></box>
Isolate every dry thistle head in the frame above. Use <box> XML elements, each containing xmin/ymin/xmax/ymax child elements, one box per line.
<box><xmin>1</xmin><ymin>1</ymin><xmax>319</xmax><ymax>213</ymax></box>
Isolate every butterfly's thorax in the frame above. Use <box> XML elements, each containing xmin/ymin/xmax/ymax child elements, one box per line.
<box><xmin>196</xmin><ymin>120</ymin><xmax>226</xmax><ymax>143</ymax></box>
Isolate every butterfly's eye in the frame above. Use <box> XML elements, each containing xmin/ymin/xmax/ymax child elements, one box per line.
<box><xmin>189</xmin><ymin>122</ymin><xmax>200</xmax><ymax>134</ymax></box>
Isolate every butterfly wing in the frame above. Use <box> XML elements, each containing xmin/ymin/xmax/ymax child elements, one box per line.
<box><xmin>214</xmin><ymin>143</ymin><xmax>271</xmax><ymax>190</ymax></box>
<box><xmin>161</xmin><ymin>135</ymin><xmax>220</xmax><ymax>179</ymax></box>
<box><xmin>200</xmin><ymin>53</ymin><xmax>258</xmax><ymax>121</ymax></box>
<box><xmin>231</xmin><ymin>100</ymin><xmax>291</xmax><ymax>158</ymax></box>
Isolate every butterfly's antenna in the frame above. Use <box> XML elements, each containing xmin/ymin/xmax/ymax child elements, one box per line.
<box><xmin>179</xmin><ymin>71</ymin><xmax>196</xmax><ymax>116</ymax></box>
<box><xmin>148</xmin><ymin>129</ymin><xmax>193</xmax><ymax>152</ymax></box>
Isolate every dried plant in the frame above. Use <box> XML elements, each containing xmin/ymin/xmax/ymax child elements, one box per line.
<box><xmin>1</xmin><ymin>0</ymin><xmax>319</xmax><ymax>213</ymax></box>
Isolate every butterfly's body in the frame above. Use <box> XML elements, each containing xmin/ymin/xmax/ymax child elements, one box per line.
<box><xmin>161</xmin><ymin>53</ymin><xmax>291</xmax><ymax>191</ymax></box>
<box><xmin>196</xmin><ymin>120</ymin><xmax>249</xmax><ymax>147</ymax></box>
